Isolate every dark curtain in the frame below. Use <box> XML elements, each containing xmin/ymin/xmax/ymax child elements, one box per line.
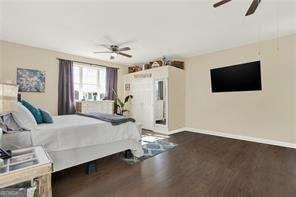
<box><xmin>105</xmin><ymin>67</ymin><xmax>118</xmax><ymax>100</ymax></box>
<box><xmin>58</xmin><ymin>59</ymin><xmax>76</xmax><ymax>115</ymax></box>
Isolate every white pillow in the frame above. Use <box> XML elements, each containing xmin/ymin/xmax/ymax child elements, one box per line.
<box><xmin>12</xmin><ymin>102</ymin><xmax>37</xmax><ymax>130</ymax></box>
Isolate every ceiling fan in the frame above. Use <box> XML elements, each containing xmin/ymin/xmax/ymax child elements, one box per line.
<box><xmin>94</xmin><ymin>44</ymin><xmax>132</xmax><ymax>60</ymax></box>
<box><xmin>213</xmin><ymin>0</ymin><xmax>262</xmax><ymax>16</ymax></box>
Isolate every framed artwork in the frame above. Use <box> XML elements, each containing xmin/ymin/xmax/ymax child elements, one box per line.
<box><xmin>125</xmin><ymin>83</ymin><xmax>130</xmax><ymax>91</ymax></box>
<box><xmin>17</xmin><ymin>68</ymin><xmax>45</xmax><ymax>92</ymax></box>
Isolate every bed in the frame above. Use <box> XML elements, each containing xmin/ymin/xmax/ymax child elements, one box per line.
<box><xmin>3</xmin><ymin>105</ymin><xmax>143</xmax><ymax>172</ymax></box>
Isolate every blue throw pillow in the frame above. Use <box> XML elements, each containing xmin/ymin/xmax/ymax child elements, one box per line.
<box><xmin>39</xmin><ymin>108</ymin><xmax>53</xmax><ymax>124</ymax></box>
<box><xmin>21</xmin><ymin>100</ymin><xmax>43</xmax><ymax>124</ymax></box>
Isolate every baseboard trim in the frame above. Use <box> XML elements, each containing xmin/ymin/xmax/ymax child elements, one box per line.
<box><xmin>169</xmin><ymin>127</ymin><xmax>296</xmax><ymax>149</ymax></box>
<box><xmin>157</xmin><ymin>128</ymin><xmax>185</xmax><ymax>135</ymax></box>
<box><xmin>166</xmin><ymin>128</ymin><xmax>187</xmax><ymax>135</ymax></box>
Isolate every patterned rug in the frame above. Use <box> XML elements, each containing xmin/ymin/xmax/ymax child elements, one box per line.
<box><xmin>122</xmin><ymin>135</ymin><xmax>177</xmax><ymax>163</ymax></box>
<box><xmin>141</xmin><ymin>139</ymin><xmax>177</xmax><ymax>159</ymax></box>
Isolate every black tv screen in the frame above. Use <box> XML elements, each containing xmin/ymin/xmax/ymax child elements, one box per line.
<box><xmin>210</xmin><ymin>61</ymin><xmax>262</xmax><ymax>92</ymax></box>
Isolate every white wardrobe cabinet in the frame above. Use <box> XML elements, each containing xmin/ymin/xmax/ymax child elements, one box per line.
<box><xmin>124</xmin><ymin>66</ymin><xmax>185</xmax><ymax>134</ymax></box>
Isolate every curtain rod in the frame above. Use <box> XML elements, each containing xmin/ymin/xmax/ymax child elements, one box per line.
<box><xmin>56</xmin><ymin>58</ymin><xmax>119</xmax><ymax>69</ymax></box>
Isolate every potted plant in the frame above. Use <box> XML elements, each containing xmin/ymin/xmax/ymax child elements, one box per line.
<box><xmin>112</xmin><ymin>89</ymin><xmax>133</xmax><ymax>116</ymax></box>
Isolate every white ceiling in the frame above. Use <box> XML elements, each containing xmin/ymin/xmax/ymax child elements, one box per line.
<box><xmin>0</xmin><ymin>0</ymin><xmax>295</xmax><ymax>65</ymax></box>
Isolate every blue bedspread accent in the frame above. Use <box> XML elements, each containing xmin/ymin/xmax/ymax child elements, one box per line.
<box><xmin>76</xmin><ymin>112</ymin><xmax>135</xmax><ymax>125</ymax></box>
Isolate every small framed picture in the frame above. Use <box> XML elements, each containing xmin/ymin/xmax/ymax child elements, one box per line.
<box><xmin>125</xmin><ymin>83</ymin><xmax>130</xmax><ymax>91</ymax></box>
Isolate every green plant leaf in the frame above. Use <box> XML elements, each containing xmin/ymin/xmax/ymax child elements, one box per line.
<box><xmin>124</xmin><ymin>95</ymin><xmax>133</xmax><ymax>104</ymax></box>
<box><xmin>112</xmin><ymin>89</ymin><xmax>118</xmax><ymax>98</ymax></box>
<box><xmin>112</xmin><ymin>89</ymin><xmax>124</xmax><ymax>107</ymax></box>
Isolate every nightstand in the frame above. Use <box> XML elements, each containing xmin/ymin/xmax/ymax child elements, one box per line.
<box><xmin>0</xmin><ymin>146</ymin><xmax>52</xmax><ymax>197</ymax></box>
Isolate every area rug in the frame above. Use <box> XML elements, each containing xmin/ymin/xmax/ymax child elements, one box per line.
<box><xmin>122</xmin><ymin>136</ymin><xmax>177</xmax><ymax>163</ymax></box>
<box><xmin>141</xmin><ymin>139</ymin><xmax>177</xmax><ymax>159</ymax></box>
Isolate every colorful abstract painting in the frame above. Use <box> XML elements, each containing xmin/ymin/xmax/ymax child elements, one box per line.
<box><xmin>17</xmin><ymin>68</ymin><xmax>45</xmax><ymax>92</ymax></box>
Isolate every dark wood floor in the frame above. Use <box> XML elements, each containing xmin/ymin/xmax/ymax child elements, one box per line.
<box><xmin>52</xmin><ymin>132</ymin><xmax>296</xmax><ymax>197</ymax></box>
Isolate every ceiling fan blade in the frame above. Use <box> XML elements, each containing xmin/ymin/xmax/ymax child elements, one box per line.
<box><xmin>118</xmin><ymin>52</ymin><xmax>132</xmax><ymax>58</ymax></box>
<box><xmin>245</xmin><ymin>0</ymin><xmax>261</xmax><ymax>16</ymax></box>
<box><xmin>94</xmin><ymin>51</ymin><xmax>113</xmax><ymax>54</ymax></box>
<box><xmin>117</xmin><ymin>40</ymin><xmax>135</xmax><ymax>46</ymax></box>
<box><xmin>103</xmin><ymin>35</ymin><xmax>116</xmax><ymax>45</ymax></box>
<box><xmin>213</xmin><ymin>0</ymin><xmax>232</xmax><ymax>8</ymax></box>
<box><xmin>96</xmin><ymin>44</ymin><xmax>111</xmax><ymax>50</ymax></box>
<box><xmin>118</xmin><ymin>47</ymin><xmax>131</xmax><ymax>51</ymax></box>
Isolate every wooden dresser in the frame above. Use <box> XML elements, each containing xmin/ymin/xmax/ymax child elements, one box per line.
<box><xmin>76</xmin><ymin>100</ymin><xmax>114</xmax><ymax>114</ymax></box>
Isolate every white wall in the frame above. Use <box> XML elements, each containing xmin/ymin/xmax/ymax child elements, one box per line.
<box><xmin>0</xmin><ymin>41</ymin><xmax>128</xmax><ymax>115</ymax></box>
<box><xmin>185</xmin><ymin>34</ymin><xmax>296</xmax><ymax>143</ymax></box>
<box><xmin>168</xmin><ymin>66</ymin><xmax>185</xmax><ymax>131</ymax></box>
<box><xmin>0</xmin><ymin>42</ymin><xmax>3</xmax><ymax>83</ymax></box>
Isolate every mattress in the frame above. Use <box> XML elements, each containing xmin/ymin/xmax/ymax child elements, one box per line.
<box><xmin>2</xmin><ymin>114</ymin><xmax>143</xmax><ymax>171</ymax></box>
<box><xmin>31</xmin><ymin>115</ymin><xmax>142</xmax><ymax>152</ymax></box>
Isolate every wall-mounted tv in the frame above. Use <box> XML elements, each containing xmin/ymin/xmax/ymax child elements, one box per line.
<box><xmin>210</xmin><ymin>61</ymin><xmax>262</xmax><ymax>92</ymax></box>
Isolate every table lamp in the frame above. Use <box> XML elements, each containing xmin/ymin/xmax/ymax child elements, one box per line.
<box><xmin>0</xmin><ymin>83</ymin><xmax>18</xmax><ymax>159</ymax></box>
<box><xmin>0</xmin><ymin>83</ymin><xmax>18</xmax><ymax>114</ymax></box>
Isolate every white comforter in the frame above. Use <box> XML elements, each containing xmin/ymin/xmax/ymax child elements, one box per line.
<box><xmin>31</xmin><ymin>115</ymin><xmax>142</xmax><ymax>152</ymax></box>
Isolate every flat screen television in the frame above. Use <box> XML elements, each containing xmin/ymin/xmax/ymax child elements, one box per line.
<box><xmin>210</xmin><ymin>61</ymin><xmax>262</xmax><ymax>92</ymax></box>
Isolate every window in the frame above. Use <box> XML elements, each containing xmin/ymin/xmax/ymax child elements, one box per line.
<box><xmin>73</xmin><ymin>62</ymin><xmax>106</xmax><ymax>101</ymax></box>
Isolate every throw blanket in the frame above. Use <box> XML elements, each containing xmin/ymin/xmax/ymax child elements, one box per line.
<box><xmin>76</xmin><ymin>112</ymin><xmax>135</xmax><ymax>125</ymax></box>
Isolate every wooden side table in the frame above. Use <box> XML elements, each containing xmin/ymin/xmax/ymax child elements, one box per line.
<box><xmin>0</xmin><ymin>146</ymin><xmax>52</xmax><ymax>197</ymax></box>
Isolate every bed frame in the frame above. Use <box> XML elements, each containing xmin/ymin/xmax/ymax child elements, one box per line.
<box><xmin>3</xmin><ymin>131</ymin><xmax>143</xmax><ymax>172</ymax></box>
<box><xmin>48</xmin><ymin>139</ymin><xmax>142</xmax><ymax>172</ymax></box>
